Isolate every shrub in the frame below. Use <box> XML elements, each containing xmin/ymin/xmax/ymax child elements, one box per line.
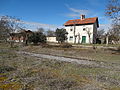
<box><xmin>28</xmin><ymin>32</ymin><xmax>46</xmax><ymax>44</ymax></box>
<box><xmin>55</xmin><ymin>28</ymin><xmax>68</xmax><ymax>43</ymax></box>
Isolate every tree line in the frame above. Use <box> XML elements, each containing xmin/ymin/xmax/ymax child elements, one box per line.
<box><xmin>0</xmin><ymin>0</ymin><xmax>119</xmax><ymax>45</ymax></box>
<box><xmin>0</xmin><ymin>16</ymin><xmax>67</xmax><ymax>46</ymax></box>
<box><xmin>105</xmin><ymin>0</ymin><xmax>120</xmax><ymax>44</ymax></box>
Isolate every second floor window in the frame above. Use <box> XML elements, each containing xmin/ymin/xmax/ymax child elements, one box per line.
<box><xmin>83</xmin><ymin>28</ymin><xmax>86</xmax><ymax>31</ymax></box>
<box><xmin>70</xmin><ymin>29</ymin><xmax>73</xmax><ymax>31</ymax></box>
<box><xmin>69</xmin><ymin>36</ymin><xmax>73</xmax><ymax>41</ymax></box>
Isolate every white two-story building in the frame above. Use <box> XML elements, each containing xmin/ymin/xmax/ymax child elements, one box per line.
<box><xmin>64</xmin><ymin>15</ymin><xmax>99</xmax><ymax>44</ymax></box>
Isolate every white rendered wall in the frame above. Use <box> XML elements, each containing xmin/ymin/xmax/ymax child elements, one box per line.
<box><xmin>46</xmin><ymin>37</ymin><xmax>58</xmax><ymax>43</ymax></box>
<box><xmin>65</xmin><ymin>24</ymin><xmax>96</xmax><ymax>44</ymax></box>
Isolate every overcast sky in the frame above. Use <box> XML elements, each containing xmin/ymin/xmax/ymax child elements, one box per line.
<box><xmin>0</xmin><ymin>0</ymin><xmax>111</xmax><ymax>30</ymax></box>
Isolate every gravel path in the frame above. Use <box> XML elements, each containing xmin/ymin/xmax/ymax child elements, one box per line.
<box><xmin>18</xmin><ymin>51</ymin><xmax>99</xmax><ymax>66</ymax></box>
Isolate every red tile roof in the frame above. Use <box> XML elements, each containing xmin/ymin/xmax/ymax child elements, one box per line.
<box><xmin>64</xmin><ymin>17</ymin><xmax>99</xmax><ymax>27</ymax></box>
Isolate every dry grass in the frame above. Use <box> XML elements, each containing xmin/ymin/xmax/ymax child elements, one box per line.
<box><xmin>22</xmin><ymin>45</ymin><xmax>120</xmax><ymax>64</ymax></box>
<box><xmin>0</xmin><ymin>43</ymin><xmax>120</xmax><ymax>89</ymax></box>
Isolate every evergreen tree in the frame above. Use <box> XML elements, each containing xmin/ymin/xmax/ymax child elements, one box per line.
<box><xmin>55</xmin><ymin>28</ymin><xmax>68</xmax><ymax>43</ymax></box>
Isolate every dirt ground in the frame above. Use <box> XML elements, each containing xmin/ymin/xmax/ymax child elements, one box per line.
<box><xmin>22</xmin><ymin>45</ymin><xmax>120</xmax><ymax>64</ymax></box>
<box><xmin>0</xmin><ymin>43</ymin><xmax>120</xmax><ymax>90</ymax></box>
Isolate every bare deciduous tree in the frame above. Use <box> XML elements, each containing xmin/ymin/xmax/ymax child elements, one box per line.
<box><xmin>86</xmin><ymin>27</ymin><xmax>92</xmax><ymax>44</ymax></box>
<box><xmin>37</xmin><ymin>28</ymin><xmax>45</xmax><ymax>34</ymax></box>
<box><xmin>77</xmin><ymin>33</ymin><xmax>81</xmax><ymax>44</ymax></box>
<box><xmin>105</xmin><ymin>0</ymin><xmax>120</xmax><ymax>43</ymax></box>
<box><xmin>97</xmin><ymin>29</ymin><xmax>105</xmax><ymax>38</ymax></box>
<box><xmin>46</xmin><ymin>30</ymin><xmax>55</xmax><ymax>37</ymax></box>
<box><xmin>106</xmin><ymin>0</ymin><xmax>120</xmax><ymax>23</ymax></box>
<box><xmin>0</xmin><ymin>16</ymin><xmax>22</xmax><ymax>41</ymax></box>
<box><xmin>72</xmin><ymin>20</ymin><xmax>79</xmax><ymax>44</ymax></box>
<box><xmin>0</xmin><ymin>16</ymin><xmax>24</xmax><ymax>47</ymax></box>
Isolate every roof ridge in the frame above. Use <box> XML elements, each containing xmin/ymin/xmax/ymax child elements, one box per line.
<box><xmin>64</xmin><ymin>17</ymin><xmax>99</xmax><ymax>27</ymax></box>
<box><xmin>68</xmin><ymin>17</ymin><xmax>98</xmax><ymax>21</ymax></box>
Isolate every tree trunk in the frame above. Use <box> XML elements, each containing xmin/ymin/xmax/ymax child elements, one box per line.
<box><xmin>78</xmin><ymin>33</ymin><xmax>80</xmax><ymax>44</ymax></box>
<box><xmin>74</xmin><ymin>25</ymin><xmax>76</xmax><ymax>44</ymax></box>
<box><xmin>10</xmin><ymin>41</ymin><xmax>14</xmax><ymax>48</ymax></box>
<box><xmin>25</xmin><ymin>34</ymin><xmax>28</xmax><ymax>45</ymax></box>
<box><xmin>106</xmin><ymin>35</ymin><xmax>109</xmax><ymax>46</ymax></box>
<box><xmin>89</xmin><ymin>35</ymin><xmax>91</xmax><ymax>44</ymax></box>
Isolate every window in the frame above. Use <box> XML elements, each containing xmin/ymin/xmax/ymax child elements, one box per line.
<box><xmin>83</xmin><ymin>28</ymin><xmax>86</xmax><ymax>31</ymax></box>
<box><xmin>83</xmin><ymin>25</ymin><xmax>86</xmax><ymax>31</ymax></box>
<box><xmin>69</xmin><ymin>36</ymin><xmax>73</xmax><ymax>41</ymax></box>
<box><xmin>70</xmin><ymin>29</ymin><xmax>73</xmax><ymax>31</ymax></box>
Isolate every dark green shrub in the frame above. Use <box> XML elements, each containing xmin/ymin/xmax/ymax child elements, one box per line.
<box><xmin>55</xmin><ymin>28</ymin><xmax>68</xmax><ymax>43</ymax></box>
<box><xmin>28</xmin><ymin>32</ymin><xmax>46</xmax><ymax>44</ymax></box>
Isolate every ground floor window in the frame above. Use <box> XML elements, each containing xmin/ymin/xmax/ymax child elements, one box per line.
<box><xmin>69</xmin><ymin>36</ymin><xmax>73</xmax><ymax>41</ymax></box>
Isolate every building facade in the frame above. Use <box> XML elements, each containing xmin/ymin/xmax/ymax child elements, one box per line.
<box><xmin>46</xmin><ymin>36</ymin><xmax>58</xmax><ymax>43</ymax></box>
<box><xmin>64</xmin><ymin>15</ymin><xmax>99</xmax><ymax>44</ymax></box>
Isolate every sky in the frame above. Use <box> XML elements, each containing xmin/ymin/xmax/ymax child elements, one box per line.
<box><xmin>0</xmin><ymin>0</ymin><xmax>111</xmax><ymax>31</ymax></box>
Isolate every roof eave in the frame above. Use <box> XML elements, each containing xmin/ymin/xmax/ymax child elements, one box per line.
<box><xmin>64</xmin><ymin>23</ymin><xmax>95</xmax><ymax>26</ymax></box>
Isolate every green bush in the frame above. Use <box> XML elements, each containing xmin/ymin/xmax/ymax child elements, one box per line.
<box><xmin>55</xmin><ymin>28</ymin><xmax>68</xmax><ymax>43</ymax></box>
<box><xmin>28</xmin><ymin>32</ymin><xmax>46</xmax><ymax>44</ymax></box>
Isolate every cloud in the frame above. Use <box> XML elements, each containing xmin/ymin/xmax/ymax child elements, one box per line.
<box><xmin>67</xmin><ymin>13</ymin><xmax>80</xmax><ymax>17</ymax></box>
<box><xmin>69</xmin><ymin>8</ymin><xmax>89</xmax><ymax>15</ymax></box>
<box><xmin>21</xmin><ymin>21</ymin><xmax>56</xmax><ymax>29</ymax></box>
<box><xmin>17</xmin><ymin>20</ymin><xmax>60</xmax><ymax>31</ymax></box>
<box><xmin>0</xmin><ymin>15</ymin><xmax>60</xmax><ymax>31</ymax></box>
<box><xmin>65</xmin><ymin>4</ymin><xmax>89</xmax><ymax>18</ymax></box>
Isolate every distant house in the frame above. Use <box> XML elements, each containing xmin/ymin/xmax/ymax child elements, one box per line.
<box><xmin>64</xmin><ymin>15</ymin><xmax>99</xmax><ymax>44</ymax></box>
<box><xmin>8</xmin><ymin>33</ymin><xmax>24</xmax><ymax>42</ymax></box>
<box><xmin>46</xmin><ymin>36</ymin><xmax>58</xmax><ymax>43</ymax></box>
<box><xmin>8</xmin><ymin>30</ymin><xmax>33</xmax><ymax>43</ymax></box>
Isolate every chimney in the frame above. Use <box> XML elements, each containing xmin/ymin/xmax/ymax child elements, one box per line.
<box><xmin>81</xmin><ymin>15</ymin><xmax>85</xmax><ymax>20</ymax></box>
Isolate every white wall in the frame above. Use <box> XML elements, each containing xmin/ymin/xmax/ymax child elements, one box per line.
<box><xmin>46</xmin><ymin>37</ymin><xmax>58</xmax><ymax>43</ymax></box>
<box><xmin>65</xmin><ymin>24</ymin><xmax>97</xmax><ymax>44</ymax></box>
